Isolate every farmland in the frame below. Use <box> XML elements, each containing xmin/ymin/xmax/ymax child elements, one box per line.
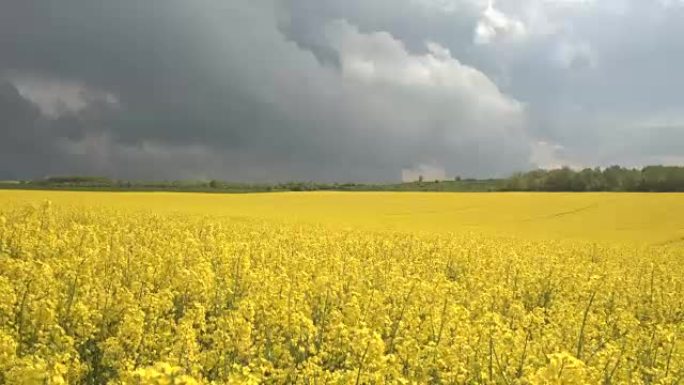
<box><xmin>1</xmin><ymin>190</ymin><xmax>682</xmax><ymax>244</ymax></box>
<box><xmin>0</xmin><ymin>191</ymin><xmax>682</xmax><ymax>384</ymax></box>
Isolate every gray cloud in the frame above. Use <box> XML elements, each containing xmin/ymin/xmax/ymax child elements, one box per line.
<box><xmin>1</xmin><ymin>0</ymin><xmax>683</xmax><ymax>181</ymax></box>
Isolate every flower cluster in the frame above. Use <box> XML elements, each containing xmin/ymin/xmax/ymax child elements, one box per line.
<box><xmin>0</xmin><ymin>202</ymin><xmax>681</xmax><ymax>384</ymax></box>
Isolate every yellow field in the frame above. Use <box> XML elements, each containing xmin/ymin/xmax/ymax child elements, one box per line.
<box><xmin>0</xmin><ymin>191</ymin><xmax>682</xmax><ymax>384</ymax></box>
<box><xmin>1</xmin><ymin>190</ymin><xmax>683</xmax><ymax>244</ymax></box>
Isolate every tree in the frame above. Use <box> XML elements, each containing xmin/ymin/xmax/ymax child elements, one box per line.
<box><xmin>500</xmin><ymin>165</ymin><xmax>684</xmax><ymax>192</ymax></box>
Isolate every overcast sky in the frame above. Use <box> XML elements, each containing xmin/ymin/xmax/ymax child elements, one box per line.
<box><xmin>1</xmin><ymin>0</ymin><xmax>683</xmax><ymax>181</ymax></box>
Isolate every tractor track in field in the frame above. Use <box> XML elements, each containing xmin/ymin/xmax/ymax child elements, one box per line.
<box><xmin>543</xmin><ymin>202</ymin><xmax>602</xmax><ymax>219</ymax></box>
<box><xmin>515</xmin><ymin>201</ymin><xmax>603</xmax><ymax>223</ymax></box>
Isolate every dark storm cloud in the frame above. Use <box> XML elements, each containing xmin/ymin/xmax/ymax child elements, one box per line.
<box><xmin>0</xmin><ymin>81</ymin><xmax>47</xmax><ymax>179</ymax></box>
<box><xmin>1</xmin><ymin>0</ymin><xmax>682</xmax><ymax>181</ymax></box>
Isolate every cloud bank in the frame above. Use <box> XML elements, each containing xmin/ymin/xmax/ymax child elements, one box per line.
<box><xmin>1</xmin><ymin>0</ymin><xmax>682</xmax><ymax>180</ymax></box>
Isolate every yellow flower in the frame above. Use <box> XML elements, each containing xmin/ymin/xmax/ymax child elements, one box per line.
<box><xmin>0</xmin><ymin>194</ymin><xmax>680</xmax><ymax>385</ymax></box>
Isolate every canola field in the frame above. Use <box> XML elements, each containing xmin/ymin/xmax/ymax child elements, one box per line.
<box><xmin>0</xmin><ymin>190</ymin><xmax>682</xmax><ymax>384</ymax></box>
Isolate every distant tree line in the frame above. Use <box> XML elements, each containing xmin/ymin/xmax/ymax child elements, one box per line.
<box><xmin>2</xmin><ymin>165</ymin><xmax>683</xmax><ymax>192</ymax></box>
<box><xmin>41</xmin><ymin>176</ymin><xmax>115</xmax><ymax>186</ymax></box>
<box><xmin>3</xmin><ymin>177</ymin><xmax>502</xmax><ymax>193</ymax></box>
<box><xmin>502</xmin><ymin>166</ymin><xmax>684</xmax><ymax>192</ymax></box>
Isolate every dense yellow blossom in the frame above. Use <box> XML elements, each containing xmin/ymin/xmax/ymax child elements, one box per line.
<box><xmin>1</xmin><ymin>190</ymin><xmax>682</xmax><ymax>244</ymax></box>
<box><xmin>0</xmin><ymin>192</ymin><xmax>682</xmax><ymax>384</ymax></box>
